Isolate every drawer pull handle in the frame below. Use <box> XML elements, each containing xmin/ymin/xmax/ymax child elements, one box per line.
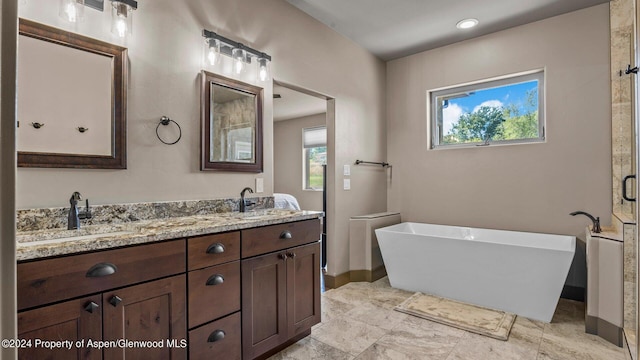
<box><xmin>278</xmin><ymin>253</ymin><xmax>287</xmax><ymax>261</ymax></box>
<box><xmin>206</xmin><ymin>274</ymin><xmax>224</xmax><ymax>286</ymax></box>
<box><xmin>86</xmin><ymin>262</ymin><xmax>118</xmax><ymax>278</ymax></box>
<box><xmin>109</xmin><ymin>295</ymin><xmax>122</xmax><ymax>307</ymax></box>
<box><xmin>287</xmin><ymin>252</ymin><xmax>296</xmax><ymax>258</ymax></box>
<box><xmin>207</xmin><ymin>330</ymin><xmax>226</xmax><ymax>343</ymax></box>
<box><xmin>206</xmin><ymin>243</ymin><xmax>226</xmax><ymax>254</ymax></box>
<box><xmin>84</xmin><ymin>301</ymin><xmax>99</xmax><ymax>314</ymax></box>
<box><xmin>279</xmin><ymin>230</ymin><xmax>292</xmax><ymax>239</ymax></box>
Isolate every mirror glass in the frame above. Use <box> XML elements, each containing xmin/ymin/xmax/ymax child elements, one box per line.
<box><xmin>17</xmin><ymin>19</ymin><xmax>127</xmax><ymax>169</ymax></box>
<box><xmin>201</xmin><ymin>71</ymin><xmax>263</xmax><ymax>172</ymax></box>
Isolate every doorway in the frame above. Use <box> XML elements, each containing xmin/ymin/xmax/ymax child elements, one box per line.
<box><xmin>272</xmin><ymin>81</ymin><xmax>333</xmax><ymax>272</ymax></box>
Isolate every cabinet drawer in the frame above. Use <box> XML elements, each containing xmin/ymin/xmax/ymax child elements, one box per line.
<box><xmin>188</xmin><ymin>261</ymin><xmax>240</xmax><ymax>328</ymax></box>
<box><xmin>188</xmin><ymin>231</ymin><xmax>240</xmax><ymax>271</ymax></box>
<box><xmin>241</xmin><ymin>219</ymin><xmax>321</xmax><ymax>258</ymax></box>
<box><xmin>17</xmin><ymin>240</ymin><xmax>185</xmax><ymax>310</ymax></box>
<box><xmin>189</xmin><ymin>312</ymin><xmax>241</xmax><ymax>360</ymax></box>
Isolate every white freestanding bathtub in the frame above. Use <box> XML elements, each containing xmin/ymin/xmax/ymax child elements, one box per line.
<box><xmin>375</xmin><ymin>222</ymin><xmax>575</xmax><ymax>322</ymax></box>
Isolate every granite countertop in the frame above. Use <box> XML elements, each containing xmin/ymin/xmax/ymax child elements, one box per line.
<box><xmin>16</xmin><ymin>209</ymin><xmax>323</xmax><ymax>261</ymax></box>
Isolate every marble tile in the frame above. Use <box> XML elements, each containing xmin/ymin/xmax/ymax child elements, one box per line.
<box><xmin>539</xmin><ymin>300</ymin><xmax>625</xmax><ymax>360</ymax></box>
<box><xmin>354</xmin><ymin>316</ymin><xmax>464</xmax><ymax>360</ymax></box>
<box><xmin>318</xmin><ymin>296</ymin><xmax>356</xmax><ymax>326</ymax></box>
<box><xmin>344</xmin><ymin>302</ymin><xmax>408</xmax><ymax>331</ymax></box>
<box><xmin>267</xmin><ymin>337</ymin><xmax>354</xmax><ymax>360</ymax></box>
<box><xmin>445</xmin><ymin>317</ymin><xmax>543</xmax><ymax>360</ymax></box>
<box><xmin>311</xmin><ymin>317</ymin><xmax>388</xmax><ymax>357</ymax></box>
<box><xmin>273</xmin><ymin>280</ymin><xmax>626</xmax><ymax>360</ymax></box>
<box><xmin>324</xmin><ymin>280</ymin><xmax>413</xmax><ymax>311</ymax></box>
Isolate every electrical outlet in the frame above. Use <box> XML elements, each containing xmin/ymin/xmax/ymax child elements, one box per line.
<box><xmin>343</xmin><ymin>179</ymin><xmax>351</xmax><ymax>190</ymax></box>
<box><xmin>343</xmin><ymin>164</ymin><xmax>351</xmax><ymax>176</ymax></box>
<box><xmin>255</xmin><ymin>178</ymin><xmax>264</xmax><ymax>193</ymax></box>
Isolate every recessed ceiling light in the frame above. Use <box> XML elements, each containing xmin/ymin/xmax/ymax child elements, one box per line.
<box><xmin>456</xmin><ymin>18</ymin><xmax>479</xmax><ymax>29</ymax></box>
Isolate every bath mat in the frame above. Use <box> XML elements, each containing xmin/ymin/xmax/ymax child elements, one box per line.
<box><xmin>394</xmin><ymin>292</ymin><xmax>516</xmax><ymax>341</ymax></box>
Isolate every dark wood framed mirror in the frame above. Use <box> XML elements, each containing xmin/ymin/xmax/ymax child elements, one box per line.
<box><xmin>17</xmin><ymin>19</ymin><xmax>127</xmax><ymax>169</ymax></box>
<box><xmin>201</xmin><ymin>71</ymin><xmax>263</xmax><ymax>172</ymax></box>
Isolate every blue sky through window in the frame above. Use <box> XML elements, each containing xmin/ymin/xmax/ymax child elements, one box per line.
<box><xmin>442</xmin><ymin>80</ymin><xmax>538</xmax><ymax>135</ymax></box>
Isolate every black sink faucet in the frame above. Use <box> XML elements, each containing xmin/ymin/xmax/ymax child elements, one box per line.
<box><xmin>240</xmin><ymin>187</ymin><xmax>254</xmax><ymax>213</ymax></box>
<box><xmin>570</xmin><ymin>211</ymin><xmax>602</xmax><ymax>233</ymax></box>
<box><xmin>68</xmin><ymin>191</ymin><xmax>92</xmax><ymax>230</ymax></box>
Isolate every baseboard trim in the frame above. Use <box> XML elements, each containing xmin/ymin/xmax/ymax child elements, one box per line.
<box><xmin>325</xmin><ymin>266</ymin><xmax>387</xmax><ymax>289</ymax></box>
<box><xmin>586</xmin><ymin>315</ymin><xmax>623</xmax><ymax>347</ymax></box>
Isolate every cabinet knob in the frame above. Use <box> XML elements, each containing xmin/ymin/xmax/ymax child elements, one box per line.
<box><xmin>206</xmin><ymin>243</ymin><xmax>225</xmax><ymax>254</ymax></box>
<box><xmin>207</xmin><ymin>330</ymin><xmax>226</xmax><ymax>343</ymax></box>
<box><xmin>206</xmin><ymin>274</ymin><xmax>224</xmax><ymax>286</ymax></box>
<box><xmin>86</xmin><ymin>262</ymin><xmax>118</xmax><ymax>278</ymax></box>
<box><xmin>84</xmin><ymin>301</ymin><xmax>99</xmax><ymax>314</ymax></box>
<box><xmin>109</xmin><ymin>295</ymin><xmax>122</xmax><ymax>307</ymax></box>
<box><xmin>278</xmin><ymin>253</ymin><xmax>287</xmax><ymax>261</ymax></box>
<box><xmin>287</xmin><ymin>252</ymin><xmax>296</xmax><ymax>258</ymax></box>
<box><xmin>279</xmin><ymin>230</ymin><xmax>292</xmax><ymax>239</ymax></box>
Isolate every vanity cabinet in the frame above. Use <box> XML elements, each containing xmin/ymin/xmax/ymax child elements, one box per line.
<box><xmin>17</xmin><ymin>240</ymin><xmax>187</xmax><ymax>360</ymax></box>
<box><xmin>241</xmin><ymin>220</ymin><xmax>321</xmax><ymax>360</ymax></box>
<box><xmin>16</xmin><ymin>216</ymin><xmax>321</xmax><ymax>360</ymax></box>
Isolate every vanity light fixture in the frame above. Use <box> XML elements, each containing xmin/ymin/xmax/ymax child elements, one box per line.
<box><xmin>456</xmin><ymin>18</ymin><xmax>479</xmax><ymax>29</ymax></box>
<box><xmin>110</xmin><ymin>0</ymin><xmax>137</xmax><ymax>38</ymax></box>
<box><xmin>59</xmin><ymin>0</ymin><xmax>85</xmax><ymax>23</ymax></box>
<box><xmin>203</xmin><ymin>29</ymin><xmax>272</xmax><ymax>82</ymax></box>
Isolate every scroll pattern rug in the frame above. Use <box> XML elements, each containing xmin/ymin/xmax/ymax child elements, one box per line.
<box><xmin>394</xmin><ymin>292</ymin><xmax>516</xmax><ymax>341</ymax></box>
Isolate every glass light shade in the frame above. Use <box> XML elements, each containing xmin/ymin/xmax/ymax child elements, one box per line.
<box><xmin>111</xmin><ymin>1</ymin><xmax>134</xmax><ymax>38</ymax></box>
<box><xmin>59</xmin><ymin>0</ymin><xmax>84</xmax><ymax>23</ymax></box>
<box><xmin>257</xmin><ymin>57</ymin><xmax>270</xmax><ymax>82</ymax></box>
<box><xmin>207</xmin><ymin>38</ymin><xmax>221</xmax><ymax>66</ymax></box>
<box><xmin>232</xmin><ymin>47</ymin><xmax>246</xmax><ymax>75</ymax></box>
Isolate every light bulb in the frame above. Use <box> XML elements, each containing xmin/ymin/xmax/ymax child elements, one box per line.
<box><xmin>207</xmin><ymin>39</ymin><xmax>220</xmax><ymax>66</ymax></box>
<box><xmin>66</xmin><ymin>3</ymin><xmax>77</xmax><ymax>22</ymax></box>
<box><xmin>232</xmin><ymin>47</ymin><xmax>246</xmax><ymax>75</ymax></box>
<box><xmin>115</xmin><ymin>15</ymin><xmax>127</xmax><ymax>38</ymax></box>
<box><xmin>59</xmin><ymin>0</ymin><xmax>84</xmax><ymax>23</ymax></box>
<box><xmin>258</xmin><ymin>57</ymin><xmax>270</xmax><ymax>82</ymax></box>
<box><xmin>111</xmin><ymin>1</ymin><xmax>135</xmax><ymax>38</ymax></box>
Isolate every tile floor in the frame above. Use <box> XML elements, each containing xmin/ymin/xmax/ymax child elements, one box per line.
<box><xmin>269</xmin><ymin>277</ymin><xmax>626</xmax><ymax>360</ymax></box>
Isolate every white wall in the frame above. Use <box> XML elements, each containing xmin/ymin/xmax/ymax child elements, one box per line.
<box><xmin>17</xmin><ymin>0</ymin><xmax>387</xmax><ymax>278</ymax></box>
<box><xmin>387</xmin><ymin>4</ymin><xmax>611</xmax><ymax>238</ymax></box>
<box><xmin>274</xmin><ymin>113</ymin><xmax>326</xmax><ymax>211</ymax></box>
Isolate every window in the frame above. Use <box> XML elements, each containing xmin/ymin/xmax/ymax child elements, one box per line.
<box><xmin>429</xmin><ymin>70</ymin><xmax>544</xmax><ymax>149</ymax></box>
<box><xmin>303</xmin><ymin>126</ymin><xmax>326</xmax><ymax>190</ymax></box>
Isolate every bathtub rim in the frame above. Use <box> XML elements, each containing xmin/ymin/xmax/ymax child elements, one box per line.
<box><xmin>375</xmin><ymin>222</ymin><xmax>576</xmax><ymax>252</ymax></box>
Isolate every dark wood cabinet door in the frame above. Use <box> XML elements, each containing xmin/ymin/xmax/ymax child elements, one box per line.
<box><xmin>18</xmin><ymin>295</ymin><xmax>102</xmax><ymax>360</ymax></box>
<box><xmin>287</xmin><ymin>242</ymin><xmax>321</xmax><ymax>336</ymax></box>
<box><xmin>241</xmin><ymin>251</ymin><xmax>287</xmax><ymax>360</ymax></box>
<box><xmin>103</xmin><ymin>275</ymin><xmax>187</xmax><ymax>360</ymax></box>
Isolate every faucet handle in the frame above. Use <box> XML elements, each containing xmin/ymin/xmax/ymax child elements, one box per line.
<box><xmin>79</xmin><ymin>198</ymin><xmax>93</xmax><ymax>220</ymax></box>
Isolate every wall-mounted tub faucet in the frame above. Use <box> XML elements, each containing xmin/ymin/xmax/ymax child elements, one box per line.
<box><xmin>68</xmin><ymin>192</ymin><xmax>92</xmax><ymax>230</ymax></box>
<box><xmin>240</xmin><ymin>187</ymin><xmax>254</xmax><ymax>213</ymax></box>
<box><xmin>570</xmin><ymin>211</ymin><xmax>602</xmax><ymax>233</ymax></box>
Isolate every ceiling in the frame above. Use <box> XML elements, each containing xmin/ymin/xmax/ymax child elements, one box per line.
<box><xmin>286</xmin><ymin>0</ymin><xmax>611</xmax><ymax>61</ymax></box>
<box><xmin>273</xmin><ymin>85</ymin><xmax>326</xmax><ymax>122</ymax></box>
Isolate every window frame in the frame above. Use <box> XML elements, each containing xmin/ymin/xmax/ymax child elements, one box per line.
<box><xmin>428</xmin><ymin>69</ymin><xmax>545</xmax><ymax>149</ymax></box>
<box><xmin>302</xmin><ymin>126</ymin><xmax>327</xmax><ymax>191</ymax></box>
